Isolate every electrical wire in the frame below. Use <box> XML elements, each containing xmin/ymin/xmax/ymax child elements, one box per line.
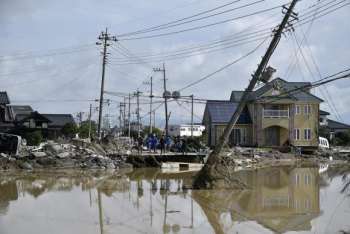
<box><xmin>0</xmin><ymin>43</ymin><xmax>96</xmax><ymax>61</ymax></box>
<box><xmin>118</xmin><ymin>0</ymin><xmax>265</xmax><ymax>37</ymax></box>
<box><xmin>177</xmin><ymin>37</ymin><xmax>268</xmax><ymax>91</ymax></box>
<box><xmin>118</xmin><ymin>4</ymin><xmax>284</xmax><ymax>41</ymax></box>
<box><xmin>109</xmin><ymin>35</ymin><xmax>270</xmax><ymax>65</ymax></box>
<box><xmin>292</xmin><ymin>31</ymin><xmax>343</xmax><ymax>121</ymax></box>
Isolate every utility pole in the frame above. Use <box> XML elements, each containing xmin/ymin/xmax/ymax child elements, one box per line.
<box><xmin>119</xmin><ymin>102</ymin><xmax>123</xmax><ymax>130</ymax></box>
<box><xmin>143</xmin><ymin>76</ymin><xmax>154</xmax><ymax>134</ymax></box>
<box><xmin>77</xmin><ymin>112</ymin><xmax>84</xmax><ymax>127</ymax></box>
<box><xmin>88</xmin><ymin>104</ymin><xmax>92</xmax><ymax>141</ymax></box>
<box><xmin>123</xmin><ymin>97</ymin><xmax>126</xmax><ymax>131</ymax></box>
<box><xmin>191</xmin><ymin>95</ymin><xmax>194</xmax><ymax>138</ymax></box>
<box><xmin>96</xmin><ymin>28</ymin><xmax>117</xmax><ymax>139</ymax></box>
<box><xmin>154</xmin><ymin>63</ymin><xmax>169</xmax><ymax>137</ymax></box>
<box><xmin>149</xmin><ymin>76</ymin><xmax>153</xmax><ymax>134</ymax></box>
<box><xmin>206</xmin><ymin>0</ymin><xmax>299</xmax><ymax>165</ymax></box>
<box><xmin>128</xmin><ymin>93</ymin><xmax>131</xmax><ymax>139</ymax></box>
<box><xmin>135</xmin><ymin>90</ymin><xmax>142</xmax><ymax>137</ymax></box>
<box><xmin>153</xmin><ymin>110</ymin><xmax>156</xmax><ymax>131</ymax></box>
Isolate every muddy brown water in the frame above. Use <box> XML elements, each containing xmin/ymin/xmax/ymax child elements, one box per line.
<box><xmin>0</xmin><ymin>164</ymin><xmax>349</xmax><ymax>234</ymax></box>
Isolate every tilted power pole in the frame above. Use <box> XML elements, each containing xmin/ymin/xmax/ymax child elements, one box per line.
<box><xmin>206</xmin><ymin>0</ymin><xmax>299</xmax><ymax>165</ymax></box>
<box><xmin>96</xmin><ymin>28</ymin><xmax>117</xmax><ymax>139</ymax></box>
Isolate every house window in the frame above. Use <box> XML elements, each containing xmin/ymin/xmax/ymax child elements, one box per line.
<box><xmin>304</xmin><ymin>129</ymin><xmax>312</xmax><ymax>140</ymax></box>
<box><xmin>294</xmin><ymin>129</ymin><xmax>300</xmax><ymax>140</ymax></box>
<box><xmin>304</xmin><ymin>174</ymin><xmax>311</xmax><ymax>185</ymax></box>
<box><xmin>29</xmin><ymin>119</ymin><xmax>35</xmax><ymax>128</ymax></box>
<box><xmin>295</xmin><ymin>105</ymin><xmax>301</xmax><ymax>115</ymax></box>
<box><xmin>304</xmin><ymin>105</ymin><xmax>312</xmax><ymax>115</ymax></box>
<box><xmin>295</xmin><ymin>174</ymin><xmax>300</xmax><ymax>186</ymax></box>
<box><xmin>241</xmin><ymin>128</ymin><xmax>247</xmax><ymax>144</ymax></box>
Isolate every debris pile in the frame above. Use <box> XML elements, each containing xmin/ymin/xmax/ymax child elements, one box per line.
<box><xmin>0</xmin><ymin>138</ymin><xmax>132</xmax><ymax>171</ymax></box>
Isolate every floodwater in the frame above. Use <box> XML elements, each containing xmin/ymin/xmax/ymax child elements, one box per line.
<box><xmin>0</xmin><ymin>164</ymin><xmax>349</xmax><ymax>234</ymax></box>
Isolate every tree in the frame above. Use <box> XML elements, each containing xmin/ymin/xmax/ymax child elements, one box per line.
<box><xmin>78</xmin><ymin>120</ymin><xmax>97</xmax><ymax>139</ymax></box>
<box><xmin>334</xmin><ymin>130</ymin><xmax>350</xmax><ymax>146</ymax></box>
<box><xmin>142</xmin><ymin>126</ymin><xmax>163</xmax><ymax>137</ymax></box>
<box><xmin>61</xmin><ymin>123</ymin><xmax>78</xmax><ymax>138</ymax></box>
<box><xmin>25</xmin><ymin>131</ymin><xmax>43</xmax><ymax>146</ymax></box>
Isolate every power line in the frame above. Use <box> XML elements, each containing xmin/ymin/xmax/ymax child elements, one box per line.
<box><xmin>118</xmin><ymin>4</ymin><xmax>284</xmax><ymax>41</ymax></box>
<box><xmin>118</xmin><ymin>0</ymin><xmax>264</xmax><ymax>37</ymax></box>
<box><xmin>292</xmin><ymin>30</ymin><xmax>343</xmax><ymax>121</ymax></box>
<box><xmin>0</xmin><ymin>43</ymin><xmax>96</xmax><ymax>61</ymax></box>
<box><xmin>107</xmin><ymin>0</ymin><xmax>345</xmax><ymax>65</ymax></box>
<box><xmin>108</xmin><ymin>0</ymin><xmax>349</xmax><ymax>65</ymax></box>
<box><xmin>109</xmin><ymin>35</ymin><xmax>269</xmax><ymax>65</ymax></box>
<box><xmin>259</xmin><ymin>68</ymin><xmax>350</xmax><ymax>103</ymax></box>
<box><xmin>177</xmin><ymin>37</ymin><xmax>268</xmax><ymax>91</ymax></box>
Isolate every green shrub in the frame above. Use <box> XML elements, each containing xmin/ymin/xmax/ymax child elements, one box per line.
<box><xmin>25</xmin><ymin>131</ymin><xmax>43</xmax><ymax>146</ymax></box>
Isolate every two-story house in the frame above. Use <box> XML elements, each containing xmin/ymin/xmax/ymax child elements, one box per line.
<box><xmin>203</xmin><ymin>78</ymin><xmax>323</xmax><ymax>150</ymax></box>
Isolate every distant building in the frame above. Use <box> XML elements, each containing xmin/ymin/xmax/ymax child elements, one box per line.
<box><xmin>203</xmin><ymin>78</ymin><xmax>323</xmax><ymax>149</ymax></box>
<box><xmin>319</xmin><ymin>110</ymin><xmax>350</xmax><ymax>140</ymax></box>
<box><xmin>0</xmin><ymin>92</ymin><xmax>76</xmax><ymax>139</ymax></box>
<box><xmin>15</xmin><ymin>111</ymin><xmax>51</xmax><ymax>129</ymax></box>
<box><xmin>42</xmin><ymin>114</ymin><xmax>76</xmax><ymax>138</ymax></box>
<box><xmin>168</xmin><ymin>124</ymin><xmax>205</xmax><ymax>137</ymax></box>
<box><xmin>0</xmin><ymin>92</ymin><xmax>14</xmax><ymax>132</ymax></box>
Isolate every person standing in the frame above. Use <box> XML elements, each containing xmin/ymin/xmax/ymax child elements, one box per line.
<box><xmin>165</xmin><ymin>135</ymin><xmax>171</xmax><ymax>152</ymax></box>
<box><xmin>151</xmin><ymin>134</ymin><xmax>157</xmax><ymax>153</ymax></box>
<box><xmin>181</xmin><ymin>138</ymin><xmax>187</xmax><ymax>155</ymax></box>
<box><xmin>137</xmin><ymin>135</ymin><xmax>143</xmax><ymax>155</ymax></box>
<box><xmin>160</xmin><ymin>135</ymin><xmax>165</xmax><ymax>155</ymax></box>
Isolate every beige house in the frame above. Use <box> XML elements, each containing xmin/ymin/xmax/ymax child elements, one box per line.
<box><xmin>203</xmin><ymin>78</ymin><xmax>323</xmax><ymax>149</ymax></box>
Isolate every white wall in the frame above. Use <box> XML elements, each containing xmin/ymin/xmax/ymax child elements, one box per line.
<box><xmin>169</xmin><ymin>125</ymin><xmax>205</xmax><ymax>137</ymax></box>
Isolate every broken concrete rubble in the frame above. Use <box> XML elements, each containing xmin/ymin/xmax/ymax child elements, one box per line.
<box><xmin>31</xmin><ymin>152</ymin><xmax>47</xmax><ymax>158</ymax></box>
<box><xmin>0</xmin><ymin>138</ymin><xmax>132</xmax><ymax>171</ymax></box>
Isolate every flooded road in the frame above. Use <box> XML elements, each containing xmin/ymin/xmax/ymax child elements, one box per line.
<box><xmin>0</xmin><ymin>164</ymin><xmax>349</xmax><ymax>234</ymax></box>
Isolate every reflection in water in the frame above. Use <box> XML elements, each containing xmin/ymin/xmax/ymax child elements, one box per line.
<box><xmin>0</xmin><ymin>165</ymin><xmax>348</xmax><ymax>234</ymax></box>
<box><xmin>192</xmin><ymin>166</ymin><xmax>320</xmax><ymax>234</ymax></box>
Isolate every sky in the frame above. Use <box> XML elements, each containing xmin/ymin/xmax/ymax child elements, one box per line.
<box><xmin>0</xmin><ymin>0</ymin><xmax>349</xmax><ymax>128</ymax></box>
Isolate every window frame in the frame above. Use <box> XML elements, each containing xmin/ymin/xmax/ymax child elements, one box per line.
<box><xmin>294</xmin><ymin>128</ymin><xmax>300</xmax><ymax>140</ymax></box>
<box><xmin>304</xmin><ymin>128</ymin><xmax>312</xmax><ymax>140</ymax></box>
<box><xmin>304</xmin><ymin>104</ymin><xmax>312</xmax><ymax>115</ymax></box>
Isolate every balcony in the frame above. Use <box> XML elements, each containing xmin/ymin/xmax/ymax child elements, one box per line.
<box><xmin>263</xmin><ymin>109</ymin><xmax>289</xmax><ymax>118</ymax></box>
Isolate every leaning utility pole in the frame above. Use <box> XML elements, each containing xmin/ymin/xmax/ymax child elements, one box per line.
<box><xmin>205</xmin><ymin>0</ymin><xmax>299</xmax><ymax>166</ymax></box>
<box><xmin>154</xmin><ymin>63</ymin><xmax>169</xmax><ymax>137</ymax></box>
<box><xmin>96</xmin><ymin>28</ymin><xmax>117</xmax><ymax>139</ymax></box>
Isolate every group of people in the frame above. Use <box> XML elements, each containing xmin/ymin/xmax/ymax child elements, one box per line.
<box><xmin>136</xmin><ymin>134</ymin><xmax>188</xmax><ymax>155</ymax></box>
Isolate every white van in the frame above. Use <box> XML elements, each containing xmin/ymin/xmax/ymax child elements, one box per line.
<box><xmin>319</xmin><ymin>137</ymin><xmax>329</xmax><ymax>149</ymax></box>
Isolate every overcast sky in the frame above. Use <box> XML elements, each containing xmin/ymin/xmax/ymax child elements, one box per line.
<box><xmin>0</xmin><ymin>0</ymin><xmax>349</xmax><ymax>127</ymax></box>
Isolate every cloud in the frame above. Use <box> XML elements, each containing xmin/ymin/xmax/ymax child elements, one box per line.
<box><xmin>0</xmin><ymin>0</ymin><xmax>349</xmax><ymax>127</ymax></box>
